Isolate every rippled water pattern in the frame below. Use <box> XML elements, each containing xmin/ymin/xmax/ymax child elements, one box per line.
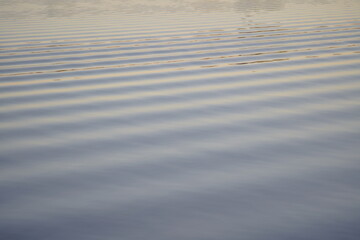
<box><xmin>0</xmin><ymin>1</ymin><xmax>360</xmax><ymax>239</ymax></box>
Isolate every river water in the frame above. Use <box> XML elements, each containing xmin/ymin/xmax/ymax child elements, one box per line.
<box><xmin>0</xmin><ymin>1</ymin><xmax>360</xmax><ymax>239</ymax></box>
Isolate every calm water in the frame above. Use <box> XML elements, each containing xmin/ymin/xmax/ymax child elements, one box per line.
<box><xmin>0</xmin><ymin>1</ymin><xmax>360</xmax><ymax>239</ymax></box>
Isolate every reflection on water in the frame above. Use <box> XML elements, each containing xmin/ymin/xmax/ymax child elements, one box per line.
<box><xmin>234</xmin><ymin>0</ymin><xmax>285</xmax><ymax>12</ymax></box>
<box><xmin>0</xmin><ymin>0</ymin><xmax>342</xmax><ymax>17</ymax></box>
<box><xmin>0</xmin><ymin>0</ymin><xmax>360</xmax><ymax>240</ymax></box>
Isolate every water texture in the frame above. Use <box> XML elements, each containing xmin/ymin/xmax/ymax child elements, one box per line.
<box><xmin>0</xmin><ymin>1</ymin><xmax>360</xmax><ymax>239</ymax></box>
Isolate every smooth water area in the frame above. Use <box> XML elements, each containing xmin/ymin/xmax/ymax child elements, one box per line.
<box><xmin>0</xmin><ymin>1</ymin><xmax>360</xmax><ymax>239</ymax></box>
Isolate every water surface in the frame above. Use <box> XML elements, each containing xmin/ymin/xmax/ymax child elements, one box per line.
<box><xmin>0</xmin><ymin>1</ymin><xmax>360</xmax><ymax>239</ymax></box>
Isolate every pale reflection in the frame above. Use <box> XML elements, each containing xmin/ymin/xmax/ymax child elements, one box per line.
<box><xmin>0</xmin><ymin>0</ymin><xmax>283</xmax><ymax>17</ymax></box>
<box><xmin>0</xmin><ymin>0</ymin><xmax>348</xmax><ymax>19</ymax></box>
<box><xmin>234</xmin><ymin>0</ymin><xmax>285</xmax><ymax>12</ymax></box>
